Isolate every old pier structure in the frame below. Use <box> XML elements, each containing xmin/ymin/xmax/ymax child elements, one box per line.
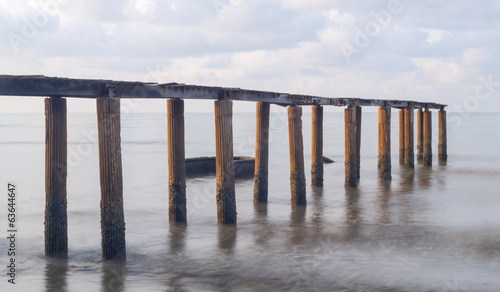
<box><xmin>0</xmin><ymin>75</ymin><xmax>447</xmax><ymax>260</ymax></box>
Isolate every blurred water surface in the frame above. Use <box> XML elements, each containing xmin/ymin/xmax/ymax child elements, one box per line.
<box><xmin>0</xmin><ymin>111</ymin><xmax>499</xmax><ymax>291</ymax></box>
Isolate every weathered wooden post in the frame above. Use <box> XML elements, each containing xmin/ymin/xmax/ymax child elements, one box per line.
<box><xmin>416</xmin><ymin>108</ymin><xmax>423</xmax><ymax>162</ymax></box>
<box><xmin>215</xmin><ymin>97</ymin><xmax>237</xmax><ymax>225</ymax></box>
<box><xmin>404</xmin><ymin>106</ymin><xmax>414</xmax><ymax>169</ymax></box>
<box><xmin>345</xmin><ymin>105</ymin><xmax>358</xmax><ymax>187</ymax></box>
<box><xmin>438</xmin><ymin>108</ymin><xmax>448</xmax><ymax>163</ymax></box>
<box><xmin>355</xmin><ymin>106</ymin><xmax>362</xmax><ymax>181</ymax></box>
<box><xmin>167</xmin><ymin>98</ymin><xmax>186</xmax><ymax>223</ymax></box>
<box><xmin>97</xmin><ymin>95</ymin><xmax>126</xmax><ymax>261</ymax></box>
<box><xmin>378</xmin><ymin>106</ymin><xmax>391</xmax><ymax>181</ymax></box>
<box><xmin>288</xmin><ymin>105</ymin><xmax>306</xmax><ymax>205</ymax></box>
<box><xmin>399</xmin><ymin>109</ymin><xmax>405</xmax><ymax>165</ymax></box>
<box><xmin>423</xmin><ymin>108</ymin><xmax>432</xmax><ymax>166</ymax></box>
<box><xmin>254</xmin><ymin>102</ymin><xmax>270</xmax><ymax>204</ymax></box>
<box><xmin>311</xmin><ymin>105</ymin><xmax>323</xmax><ymax>187</ymax></box>
<box><xmin>45</xmin><ymin>96</ymin><xmax>68</xmax><ymax>258</ymax></box>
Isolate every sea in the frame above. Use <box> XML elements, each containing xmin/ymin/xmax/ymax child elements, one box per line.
<box><xmin>0</xmin><ymin>109</ymin><xmax>499</xmax><ymax>292</ymax></box>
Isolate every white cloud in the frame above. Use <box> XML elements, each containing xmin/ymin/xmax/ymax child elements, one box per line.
<box><xmin>316</xmin><ymin>9</ymin><xmax>355</xmax><ymax>50</ymax></box>
<box><xmin>0</xmin><ymin>0</ymin><xmax>499</xmax><ymax>112</ymax></box>
<box><xmin>280</xmin><ymin>0</ymin><xmax>339</xmax><ymax>10</ymax></box>
<box><xmin>419</xmin><ymin>28</ymin><xmax>450</xmax><ymax>44</ymax></box>
<box><xmin>413</xmin><ymin>58</ymin><xmax>464</xmax><ymax>84</ymax></box>
<box><xmin>0</xmin><ymin>0</ymin><xmax>35</xmax><ymax>16</ymax></box>
<box><xmin>462</xmin><ymin>48</ymin><xmax>491</xmax><ymax>68</ymax></box>
<box><xmin>123</xmin><ymin>0</ymin><xmax>156</xmax><ymax>17</ymax></box>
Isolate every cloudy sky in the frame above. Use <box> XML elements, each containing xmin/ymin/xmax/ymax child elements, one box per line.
<box><xmin>1</xmin><ymin>0</ymin><xmax>499</xmax><ymax>113</ymax></box>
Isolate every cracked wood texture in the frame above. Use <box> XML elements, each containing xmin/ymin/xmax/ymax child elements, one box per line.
<box><xmin>345</xmin><ymin>105</ymin><xmax>359</xmax><ymax>187</ymax></box>
<box><xmin>378</xmin><ymin>106</ymin><xmax>391</xmax><ymax>181</ymax></box>
<box><xmin>355</xmin><ymin>106</ymin><xmax>362</xmax><ymax>181</ymax></box>
<box><xmin>254</xmin><ymin>102</ymin><xmax>270</xmax><ymax>204</ymax></box>
<box><xmin>45</xmin><ymin>97</ymin><xmax>68</xmax><ymax>258</ymax></box>
<box><xmin>288</xmin><ymin>106</ymin><xmax>306</xmax><ymax>205</ymax></box>
<box><xmin>423</xmin><ymin>109</ymin><xmax>432</xmax><ymax>167</ymax></box>
<box><xmin>404</xmin><ymin>106</ymin><xmax>415</xmax><ymax>169</ymax></box>
<box><xmin>439</xmin><ymin>109</ymin><xmax>448</xmax><ymax>163</ymax></box>
<box><xmin>311</xmin><ymin>105</ymin><xmax>323</xmax><ymax>187</ymax></box>
<box><xmin>417</xmin><ymin>108</ymin><xmax>423</xmax><ymax>162</ymax></box>
<box><xmin>215</xmin><ymin>100</ymin><xmax>237</xmax><ymax>225</ymax></box>
<box><xmin>167</xmin><ymin>99</ymin><xmax>187</xmax><ymax>223</ymax></box>
<box><xmin>97</xmin><ymin>96</ymin><xmax>126</xmax><ymax>261</ymax></box>
<box><xmin>399</xmin><ymin>109</ymin><xmax>405</xmax><ymax>166</ymax></box>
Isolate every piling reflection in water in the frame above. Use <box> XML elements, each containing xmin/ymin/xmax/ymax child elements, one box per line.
<box><xmin>218</xmin><ymin>226</ymin><xmax>237</xmax><ymax>251</ymax></box>
<box><xmin>398</xmin><ymin>167</ymin><xmax>415</xmax><ymax>195</ymax></box>
<box><xmin>436</xmin><ymin>163</ymin><xmax>447</xmax><ymax>189</ymax></box>
<box><xmin>377</xmin><ymin>179</ymin><xmax>392</xmax><ymax>225</ymax></box>
<box><xmin>417</xmin><ymin>165</ymin><xmax>433</xmax><ymax>190</ymax></box>
<box><xmin>310</xmin><ymin>186</ymin><xmax>325</xmax><ymax>234</ymax></box>
<box><xmin>396</xmin><ymin>168</ymin><xmax>417</xmax><ymax>225</ymax></box>
<box><xmin>168</xmin><ymin>224</ymin><xmax>187</xmax><ymax>254</ymax></box>
<box><xmin>290</xmin><ymin>205</ymin><xmax>307</xmax><ymax>245</ymax></box>
<box><xmin>44</xmin><ymin>258</ymin><xmax>68</xmax><ymax>292</ymax></box>
<box><xmin>344</xmin><ymin>187</ymin><xmax>362</xmax><ymax>240</ymax></box>
<box><xmin>253</xmin><ymin>202</ymin><xmax>268</xmax><ymax>222</ymax></box>
<box><xmin>252</xmin><ymin>203</ymin><xmax>273</xmax><ymax>248</ymax></box>
<box><xmin>101</xmin><ymin>261</ymin><xmax>126</xmax><ymax>292</ymax></box>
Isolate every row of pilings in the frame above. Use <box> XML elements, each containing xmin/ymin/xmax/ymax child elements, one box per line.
<box><xmin>44</xmin><ymin>96</ymin><xmax>447</xmax><ymax>260</ymax></box>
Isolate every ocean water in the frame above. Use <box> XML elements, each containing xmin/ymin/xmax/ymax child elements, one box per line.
<box><xmin>0</xmin><ymin>109</ymin><xmax>499</xmax><ymax>292</ymax></box>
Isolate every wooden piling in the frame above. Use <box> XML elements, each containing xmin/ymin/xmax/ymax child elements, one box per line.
<box><xmin>438</xmin><ymin>109</ymin><xmax>448</xmax><ymax>163</ymax></box>
<box><xmin>97</xmin><ymin>96</ymin><xmax>126</xmax><ymax>261</ymax></box>
<box><xmin>167</xmin><ymin>99</ymin><xmax>186</xmax><ymax>223</ymax></box>
<box><xmin>215</xmin><ymin>99</ymin><xmax>237</xmax><ymax>225</ymax></box>
<box><xmin>355</xmin><ymin>106</ymin><xmax>362</xmax><ymax>181</ymax></box>
<box><xmin>288</xmin><ymin>105</ymin><xmax>306</xmax><ymax>205</ymax></box>
<box><xmin>45</xmin><ymin>97</ymin><xmax>68</xmax><ymax>258</ymax></box>
<box><xmin>345</xmin><ymin>105</ymin><xmax>358</xmax><ymax>187</ymax></box>
<box><xmin>404</xmin><ymin>106</ymin><xmax>414</xmax><ymax>169</ymax></box>
<box><xmin>423</xmin><ymin>108</ymin><xmax>432</xmax><ymax>166</ymax></box>
<box><xmin>311</xmin><ymin>105</ymin><xmax>323</xmax><ymax>187</ymax></box>
<box><xmin>416</xmin><ymin>108</ymin><xmax>423</xmax><ymax>162</ymax></box>
<box><xmin>378</xmin><ymin>106</ymin><xmax>391</xmax><ymax>181</ymax></box>
<box><xmin>399</xmin><ymin>109</ymin><xmax>405</xmax><ymax>165</ymax></box>
<box><xmin>254</xmin><ymin>102</ymin><xmax>270</xmax><ymax>204</ymax></box>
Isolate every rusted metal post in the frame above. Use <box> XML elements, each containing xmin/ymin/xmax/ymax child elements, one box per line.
<box><xmin>345</xmin><ymin>105</ymin><xmax>358</xmax><ymax>187</ymax></box>
<box><xmin>215</xmin><ymin>99</ymin><xmax>237</xmax><ymax>225</ymax></box>
<box><xmin>399</xmin><ymin>109</ymin><xmax>405</xmax><ymax>165</ymax></box>
<box><xmin>416</xmin><ymin>108</ymin><xmax>423</xmax><ymax>162</ymax></box>
<box><xmin>404</xmin><ymin>106</ymin><xmax>414</xmax><ymax>169</ymax></box>
<box><xmin>378</xmin><ymin>106</ymin><xmax>391</xmax><ymax>181</ymax></box>
<box><xmin>45</xmin><ymin>96</ymin><xmax>68</xmax><ymax>258</ymax></box>
<box><xmin>355</xmin><ymin>106</ymin><xmax>362</xmax><ymax>181</ymax></box>
<box><xmin>423</xmin><ymin>108</ymin><xmax>432</xmax><ymax>167</ymax></box>
<box><xmin>167</xmin><ymin>99</ymin><xmax>186</xmax><ymax>223</ymax></box>
<box><xmin>311</xmin><ymin>105</ymin><xmax>323</xmax><ymax>187</ymax></box>
<box><xmin>438</xmin><ymin>108</ymin><xmax>448</xmax><ymax>163</ymax></box>
<box><xmin>288</xmin><ymin>105</ymin><xmax>306</xmax><ymax>205</ymax></box>
<box><xmin>254</xmin><ymin>102</ymin><xmax>270</xmax><ymax>204</ymax></box>
<box><xmin>97</xmin><ymin>96</ymin><xmax>126</xmax><ymax>261</ymax></box>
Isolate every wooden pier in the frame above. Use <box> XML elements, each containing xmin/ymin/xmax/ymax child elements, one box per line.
<box><xmin>0</xmin><ymin>75</ymin><xmax>447</xmax><ymax>260</ymax></box>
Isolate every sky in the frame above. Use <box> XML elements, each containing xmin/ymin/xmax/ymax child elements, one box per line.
<box><xmin>0</xmin><ymin>0</ymin><xmax>499</xmax><ymax>113</ymax></box>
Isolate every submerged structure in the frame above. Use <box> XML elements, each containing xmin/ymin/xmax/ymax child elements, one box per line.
<box><xmin>185</xmin><ymin>156</ymin><xmax>254</xmax><ymax>178</ymax></box>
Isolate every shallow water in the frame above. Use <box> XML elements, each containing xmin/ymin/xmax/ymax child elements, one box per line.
<box><xmin>0</xmin><ymin>110</ymin><xmax>499</xmax><ymax>291</ymax></box>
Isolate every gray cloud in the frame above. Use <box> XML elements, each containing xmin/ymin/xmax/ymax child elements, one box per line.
<box><xmin>0</xmin><ymin>0</ymin><xmax>499</xmax><ymax>112</ymax></box>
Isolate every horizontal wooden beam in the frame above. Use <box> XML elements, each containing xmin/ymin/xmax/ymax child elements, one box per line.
<box><xmin>0</xmin><ymin>75</ymin><xmax>446</xmax><ymax>109</ymax></box>
<box><xmin>0</xmin><ymin>75</ymin><xmax>109</xmax><ymax>98</ymax></box>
